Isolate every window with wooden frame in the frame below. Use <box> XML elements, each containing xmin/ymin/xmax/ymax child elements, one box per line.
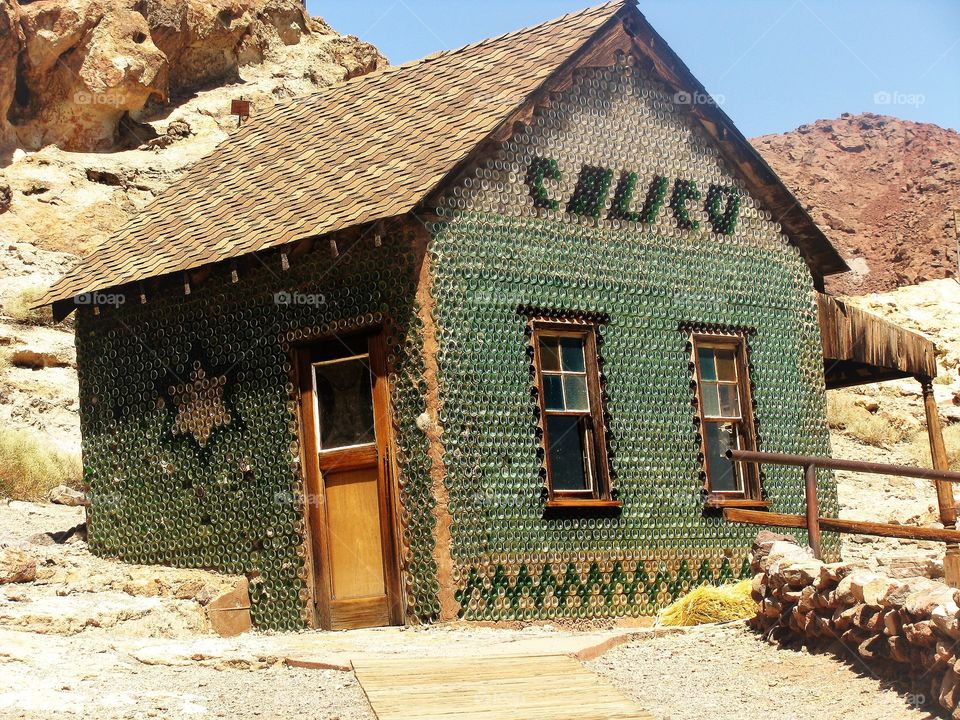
<box><xmin>690</xmin><ymin>333</ymin><xmax>765</xmax><ymax>507</ymax></box>
<box><xmin>530</xmin><ymin>319</ymin><xmax>618</xmax><ymax>509</ymax></box>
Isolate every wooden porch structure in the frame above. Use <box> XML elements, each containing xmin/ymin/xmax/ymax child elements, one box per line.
<box><xmin>776</xmin><ymin>293</ymin><xmax>960</xmax><ymax>584</ymax></box>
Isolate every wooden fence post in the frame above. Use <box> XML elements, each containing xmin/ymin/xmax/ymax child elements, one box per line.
<box><xmin>804</xmin><ymin>463</ymin><xmax>822</xmax><ymax>559</ymax></box>
<box><xmin>922</xmin><ymin>378</ymin><xmax>960</xmax><ymax>587</ymax></box>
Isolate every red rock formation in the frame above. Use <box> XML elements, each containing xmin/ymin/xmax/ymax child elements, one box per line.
<box><xmin>753</xmin><ymin>113</ymin><xmax>960</xmax><ymax>295</ymax></box>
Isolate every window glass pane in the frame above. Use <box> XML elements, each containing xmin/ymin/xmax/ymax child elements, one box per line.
<box><xmin>715</xmin><ymin>349</ymin><xmax>738</xmax><ymax>382</ymax></box>
<box><xmin>559</xmin><ymin>336</ymin><xmax>586</xmax><ymax>372</ymax></box>
<box><xmin>719</xmin><ymin>384</ymin><xmax>741</xmax><ymax>417</ymax></box>
<box><xmin>705</xmin><ymin>422</ymin><xmax>740</xmax><ymax>492</ymax></box>
<box><xmin>314</xmin><ymin>357</ymin><xmax>375</xmax><ymax>449</ymax></box>
<box><xmin>563</xmin><ymin>375</ymin><xmax>589</xmax><ymax>411</ymax></box>
<box><xmin>697</xmin><ymin>347</ymin><xmax>717</xmax><ymax>381</ymax></box>
<box><xmin>539</xmin><ymin>337</ymin><xmax>560</xmax><ymax>371</ymax></box>
<box><xmin>542</xmin><ymin>374</ymin><xmax>564</xmax><ymax>411</ymax></box>
<box><xmin>701</xmin><ymin>383</ymin><xmax>720</xmax><ymax>417</ymax></box>
<box><xmin>546</xmin><ymin>415</ymin><xmax>589</xmax><ymax>491</ymax></box>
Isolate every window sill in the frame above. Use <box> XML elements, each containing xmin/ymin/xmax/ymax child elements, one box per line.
<box><xmin>545</xmin><ymin>498</ymin><xmax>623</xmax><ymax>509</ymax></box>
<box><xmin>543</xmin><ymin>498</ymin><xmax>623</xmax><ymax>519</ymax></box>
<box><xmin>704</xmin><ymin>497</ymin><xmax>771</xmax><ymax>510</ymax></box>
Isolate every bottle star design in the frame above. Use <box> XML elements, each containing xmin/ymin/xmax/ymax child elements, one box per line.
<box><xmin>168</xmin><ymin>362</ymin><xmax>230</xmax><ymax>447</ymax></box>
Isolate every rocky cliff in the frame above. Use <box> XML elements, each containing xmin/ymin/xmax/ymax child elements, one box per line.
<box><xmin>0</xmin><ymin>0</ymin><xmax>384</xmax><ymax>153</ymax></box>
<box><xmin>0</xmin><ymin>0</ymin><xmax>385</xmax><ymax>458</ymax></box>
<box><xmin>753</xmin><ymin>113</ymin><xmax>960</xmax><ymax>296</ymax></box>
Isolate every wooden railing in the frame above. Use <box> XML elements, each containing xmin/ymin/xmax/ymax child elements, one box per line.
<box><xmin>724</xmin><ymin>449</ymin><xmax>960</xmax><ymax>560</ymax></box>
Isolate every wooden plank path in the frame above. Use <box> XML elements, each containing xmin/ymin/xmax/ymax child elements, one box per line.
<box><xmin>352</xmin><ymin>653</ymin><xmax>652</xmax><ymax>720</ymax></box>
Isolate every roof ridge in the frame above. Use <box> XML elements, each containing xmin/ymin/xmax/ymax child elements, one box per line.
<box><xmin>290</xmin><ymin>0</ymin><xmax>630</xmax><ymax>101</ymax></box>
<box><xmin>420</xmin><ymin>0</ymin><xmax>630</xmax><ymax>64</ymax></box>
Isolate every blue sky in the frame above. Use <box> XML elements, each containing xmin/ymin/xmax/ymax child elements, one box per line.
<box><xmin>308</xmin><ymin>1</ymin><xmax>960</xmax><ymax>138</ymax></box>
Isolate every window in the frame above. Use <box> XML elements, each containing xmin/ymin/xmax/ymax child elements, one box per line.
<box><xmin>531</xmin><ymin>320</ymin><xmax>617</xmax><ymax>508</ymax></box>
<box><xmin>690</xmin><ymin>334</ymin><xmax>763</xmax><ymax>506</ymax></box>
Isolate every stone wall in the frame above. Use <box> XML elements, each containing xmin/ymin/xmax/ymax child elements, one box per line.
<box><xmin>750</xmin><ymin>531</ymin><xmax>960</xmax><ymax>717</ymax></box>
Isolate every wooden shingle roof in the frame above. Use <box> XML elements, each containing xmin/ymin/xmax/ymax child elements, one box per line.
<box><xmin>41</xmin><ymin>1</ymin><xmax>628</xmax><ymax>306</ymax></box>
<box><xmin>42</xmin><ymin>0</ymin><xmax>848</xmax><ymax>307</ymax></box>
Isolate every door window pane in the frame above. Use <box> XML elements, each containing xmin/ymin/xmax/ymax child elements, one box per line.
<box><xmin>546</xmin><ymin>415</ymin><xmax>589</xmax><ymax>491</ymax></box>
<box><xmin>314</xmin><ymin>356</ymin><xmax>375</xmax><ymax>449</ymax></box>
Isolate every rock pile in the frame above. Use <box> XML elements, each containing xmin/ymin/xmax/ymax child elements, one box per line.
<box><xmin>750</xmin><ymin>531</ymin><xmax>960</xmax><ymax>717</ymax></box>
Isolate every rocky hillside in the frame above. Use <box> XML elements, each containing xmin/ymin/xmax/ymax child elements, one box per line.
<box><xmin>753</xmin><ymin>113</ymin><xmax>960</xmax><ymax>296</ymax></box>
<box><xmin>0</xmin><ymin>0</ymin><xmax>385</xmax><ymax>462</ymax></box>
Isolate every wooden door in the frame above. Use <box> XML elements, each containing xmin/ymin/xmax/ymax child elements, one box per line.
<box><xmin>298</xmin><ymin>333</ymin><xmax>401</xmax><ymax>630</ymax></box>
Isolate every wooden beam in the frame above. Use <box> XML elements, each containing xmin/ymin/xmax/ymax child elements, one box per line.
<box><xmin>923</xmin><ymin>378</ymin><xmax>960</xmax><ymax>587</ymax></box>
<box><xmin>723</xmin><ymin>508</ymin><xmax>960</xmax><ymax>544</ymax></box>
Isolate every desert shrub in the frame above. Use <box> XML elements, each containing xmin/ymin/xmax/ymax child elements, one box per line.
<box><xmin>933</xmin><ymin>371</ymin><xmax>955</xmax><ymax>386</ymax></box>
<box><xmin>3</xmin><ymin>285</ymin><xmax>54</xmax><ymax>326</ymax></box>
<box><xmin>0</xmin><ymin>427</ymin><xmax>83</xmax><ymax>501</ymax></box>
<box><xmin>826</xmin><ymin>392</ymin><xmax>908</xmax><ymax>448</ymax></box>
<box><xmin>908</xmin><ymin>424</ymin><xmax>960</xmax><ymax>471</ymax></box>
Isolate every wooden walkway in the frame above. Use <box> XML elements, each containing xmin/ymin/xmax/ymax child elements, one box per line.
<box><xmin>352</xmin><ymin>653</ymin><xmax>652</xmax><ymax>720</ymax></box>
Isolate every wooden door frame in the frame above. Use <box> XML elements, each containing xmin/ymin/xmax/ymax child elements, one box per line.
<box><xmin>294</xmin><ymin>328</ymin><xmax>404</xmax><ymax>629</ymax></box>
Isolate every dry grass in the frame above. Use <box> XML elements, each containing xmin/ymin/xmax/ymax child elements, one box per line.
<box><xmin>908</xmin><ymin>424</ymin><xmax>960</xmax><ymax>471</ymax></box>
<box><xmin>826</xmin><ymin>392</ymin><xmax>909</xmax><ymax>448</ymax></box>
<box><xmin>4</xmin><ymin>285</ymin><xmax>55</xmax><ymax>326</ymax></box>
<box><xmin>657</xmin><ymin>580</ymin><xmax>755</xmax><ymax>626</ymax></box>
<box><xmin>0</xmin><ymin>427</ymin><xmax>82</xmax><ymax>501</ymax></box>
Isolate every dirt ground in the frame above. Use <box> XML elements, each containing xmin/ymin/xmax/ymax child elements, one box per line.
<box><xmin>0</xmin><ymin>635</ymin><xmax>373</xmax><ymax>720</ymax></box>
<box><xmin>590</xmin><ymin>624</ymin><xmax>932</xmax><ymax>720</ymax></box>
<box><xmin>0</xmin><ymin>501</ymin><xmax>944</xmax><ymax>720</ymax></box>
<box><xmin>0</xmin><ymin>622</ymin><xmax>936</xmax><ymax>720</ymax></box>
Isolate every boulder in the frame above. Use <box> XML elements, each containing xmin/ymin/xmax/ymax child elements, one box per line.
<box><xmin>0</xmin><ymin>176</ymin><xmax>10</xmax><ymax>214</ymax></box>
<box><xmin>750</xmin><ymin>530</ymin><xmax>799</xmax><ymax>572</ymax></box>
<box><xmin>48</xmin><ymin>485</ymin><xmax>86</xmax><ymax>507</ymax></box>
<box><xmin>835</xmin><ymin>570</ymin><xmax>881</xmax><ymax>605</ymax></box>
<box><xmin>780</xmin><ymin>560</ymin><xmax>824</xmax><ymax>588</ymax></box>
<box><xmin>0</xmin><ymin>547</ymin><xmax>37</xmax><ymax>584</ymax></box>
<box><xmin>906</xmin><ymin>585</ymin><xmax>959</xmax><ymax>618</ymax></box>
<box><xmin>932</xmin><ymin>601</ymin><xmax>960</xmax><ymax>641</ymax></box>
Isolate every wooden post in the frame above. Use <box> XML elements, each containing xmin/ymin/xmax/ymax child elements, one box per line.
<box><xmin>923</xmin><ymin>378</ymin><xmax>960</xmax><ymax>587</ymax></box>
<box><xmin>804</xmin><ymin>463</ymin><xmax>822</xmax><ymax>559</ymax></box>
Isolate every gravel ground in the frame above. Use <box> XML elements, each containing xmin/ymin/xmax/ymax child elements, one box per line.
<box><xmin>589</xmin><ymin>623</ymin><xmax>933</xmax><ymax>720</ymax></box>
<box><xmin>0</xmin><ymin>633</ymin><xmax>374</xmax><ymax>720</ymax></box>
